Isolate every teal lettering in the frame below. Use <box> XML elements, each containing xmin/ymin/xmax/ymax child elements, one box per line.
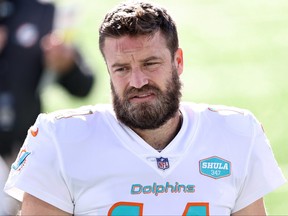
<box><xmin>130</xmin><ymin>182</ymin><xmax>196</xmax><ymax>196</ymax></box>
<box><xmin>143</xmin><ymin>185</ymin><xmax>152</xmax><ymax>194</ymax></box>
<box><xmin>131</xmin><ymin>184</ymin><xmax>142</xmax><ymax>195</ymax></box>
<box><xmin>165</xmin><ymin>182</ymin><xmax>176</xmax><ymax>193</ymax></box>
<box><xmin>186</xmin><ymin>185</ymin><xmax>195</xmax><ymax>193</ymax></box>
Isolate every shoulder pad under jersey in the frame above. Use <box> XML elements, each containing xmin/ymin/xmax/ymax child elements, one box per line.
<box><xmin>206</xmin><ymin>105</ymin><xmax>257</xmax><ymax>137</ymax></box>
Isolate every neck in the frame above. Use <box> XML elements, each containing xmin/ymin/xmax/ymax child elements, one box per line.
<box><xmin>132</xmin><ymin>111</ymin><xmax>183</xmax><ymax>151</ymax></box>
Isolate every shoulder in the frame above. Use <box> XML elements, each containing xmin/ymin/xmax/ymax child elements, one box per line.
<box><xmin>181</xmin><ymin>102</ymin><xmax>261</xmax><ymax>137</ymax></box>
<box><xmin>33</xmin><ymin>104</ymin><xmax>114</xmax><ymax>140</ymax></box>
<box><xmin>39</xmin><ymin>104</ymin><xmax>113</xmax><ymax>121</ymax></box>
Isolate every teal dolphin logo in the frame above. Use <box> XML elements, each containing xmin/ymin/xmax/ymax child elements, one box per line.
<box><xmin>12</xmin><ymin>148</ymin><xmax>31</xmax><ymax>171</ymax></box>
<box><xmin>199</xmin><ymin>156</ymin><xmax>231</xmax><ymax>179</ymax></box>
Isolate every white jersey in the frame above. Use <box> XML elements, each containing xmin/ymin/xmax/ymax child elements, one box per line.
<box><xmin>4</xmin><ymin>103</ymin><xmax>286</xmax><ymax>215</ymax></box>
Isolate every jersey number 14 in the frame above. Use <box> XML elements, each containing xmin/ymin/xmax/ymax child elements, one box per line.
<box><xmin>108</xmin><ymin>202</ymin><xmax>210</xmax><ymax>215</ymax></box>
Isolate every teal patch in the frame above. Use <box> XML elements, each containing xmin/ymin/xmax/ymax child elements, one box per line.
<box><xmin>12</xmin><ymin>149</ymin><xmax>31</xmax><ymax>171</ymax></box>
<box><xmin>199</xmin><ymin>156</ymin><xmax>231</xmax><ymax>179</ymax></box>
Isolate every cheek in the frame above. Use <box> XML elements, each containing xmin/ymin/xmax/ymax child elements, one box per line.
<box><xmin>153</xmin><ymin>74</ymin><xmax>170</xmax><ymax>90</ymax></box>
<box><xmin>111</xmin><ymin>78</ymin><xmax>127</xmax><ymax>97</ymax></box>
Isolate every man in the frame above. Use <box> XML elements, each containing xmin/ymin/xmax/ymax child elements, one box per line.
<box><xmin>4</xmin><ymin>1</ymin><xmax>286</xmax><ymax>215</ymax></box>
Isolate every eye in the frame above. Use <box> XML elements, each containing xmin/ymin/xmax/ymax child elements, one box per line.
<box><xmin>143</xmin><ymin>61</ymin><xmax>160</xmax><ymax>70</ymax></box>
<box><xmin>144</xmin><ymin>62</ymin><xmax>156</xmax><ymax>66</ymax></box>
<box><xmin>113</xmin><ymin>66</ymin><xmax>130</xmax><ymax>73</ymax></box>
<box><xmin>115</xmin><ymin>67</ymin><xmax>125</xmax><ymax>72</ymax></box>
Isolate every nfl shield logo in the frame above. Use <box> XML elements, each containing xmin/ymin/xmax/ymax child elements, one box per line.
<box><xmin>156</xmin><ymin>157</ymin><xmax>170</xmax><ymax>170</ymax></box>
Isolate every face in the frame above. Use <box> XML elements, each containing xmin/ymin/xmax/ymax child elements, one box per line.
<box><xmin>102</xmin><ymin>31</ymin><xmax>183</xmax><ymax>129</ymax></box>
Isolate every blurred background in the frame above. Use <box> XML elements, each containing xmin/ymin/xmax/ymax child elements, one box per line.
<box><xmin>44</xmin><ymin>0</ymin><xmax>287</xmax><ymax>214</ymax></box>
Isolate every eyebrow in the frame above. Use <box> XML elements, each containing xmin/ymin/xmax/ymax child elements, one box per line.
<box><xmin>111</xmin><ymin>56</ymin><xmax>162</xmax><ymax>68</ymax></box>
<box><xmin>111</xmin><ymin>62</ymin><xmax>130</xmax><ymax>69</ymax></box>
<box><xmin>140</xmin><ymin>56</ymin><xmax>163</xmax><ymax>63</ymax></box>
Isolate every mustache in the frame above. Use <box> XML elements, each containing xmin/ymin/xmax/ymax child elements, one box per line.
<box><xmin>124</xmin><ymin>85</ymin><xmax>161</xmax><ymax>99</ymax></box>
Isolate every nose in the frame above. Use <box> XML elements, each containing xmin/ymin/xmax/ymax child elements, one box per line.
<box><xmin>129</xmin><ymin>68</ymin><xmax>149</xmax><ymax>89</ymax></box>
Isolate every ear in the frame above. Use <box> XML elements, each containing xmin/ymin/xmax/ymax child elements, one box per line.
<box><xmin>174</xmin><ymin>48</ymin><xmax>183</xmax><ymax>75</ymax></box>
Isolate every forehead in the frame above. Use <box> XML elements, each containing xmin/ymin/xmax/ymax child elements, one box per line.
<box><xmin>102</xmin><ymin>31</ymin><xmax>169</xmax><ymax>61</ymax></box>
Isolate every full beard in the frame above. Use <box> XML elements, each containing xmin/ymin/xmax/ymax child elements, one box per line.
<box><xmin>111</xmin><ymin>66</ymin><xmax>182</xmax><ymax>130</ymax></box>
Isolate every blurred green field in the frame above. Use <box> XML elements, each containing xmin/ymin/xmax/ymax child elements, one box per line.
<box><xmin>44</xmin><ymin>0</ymin><xmax>288</xmax><ymax>214</ymax></box>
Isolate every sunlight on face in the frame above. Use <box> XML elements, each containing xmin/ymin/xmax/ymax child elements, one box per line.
<box><xmin>103</xmin><ymin>31</ymin><xmax>183</xmax><ymax>129</ymax></box>
<box><xmin>111</xmin><ymin>65</ymin><xmax>182</xmax><ymax>129</ymax></box>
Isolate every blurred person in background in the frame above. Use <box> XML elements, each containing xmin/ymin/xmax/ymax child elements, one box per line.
<box><xmin>0</xmin><ymin>0</ymin><xmax>95</xmax><ymax>162</ymax></box>
<box><xmin>0</xmin><ymin>0</ymin><xmax>95</xmax><ymax>213</ymax></box>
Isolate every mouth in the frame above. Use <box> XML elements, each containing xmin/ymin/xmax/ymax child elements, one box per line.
<box><xmin>128</xmin><ymin>92</ymin><xmax>155</xmax><ymax>103</ymax></box>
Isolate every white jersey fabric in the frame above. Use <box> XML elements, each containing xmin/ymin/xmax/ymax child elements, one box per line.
<box><xmin>4</xmin><ymin>103</ymin><xmax>286</xmax><ymax>215</ymax></box>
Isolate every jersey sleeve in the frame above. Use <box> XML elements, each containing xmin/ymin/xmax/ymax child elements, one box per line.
<box><xmin>4</xmin><ymin>113</ymin><xmax>74</xmax><ymax>214</ymax></box>
<box><xmin>232</xmin><ymin>114</ymin><xmax>286</xmax><ymax>213</ymax></box>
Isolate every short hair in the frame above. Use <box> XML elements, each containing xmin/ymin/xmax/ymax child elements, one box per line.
<box><xmin>99</xmin><ymin>1</ymin><xmax>179</xmax><ymax>58</ymax></box>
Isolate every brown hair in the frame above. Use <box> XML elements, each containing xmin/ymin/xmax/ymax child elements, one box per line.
<box><xmin>99</xmin><ymin>1</ymin><xmax>179</xmax><ymax>58</ymax></box>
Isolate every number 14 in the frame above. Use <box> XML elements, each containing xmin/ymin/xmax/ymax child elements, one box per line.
<box><xmin>108</xmin><ymin>202</ymin><xmax>210</xmax><ymax>216</ymax></box>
